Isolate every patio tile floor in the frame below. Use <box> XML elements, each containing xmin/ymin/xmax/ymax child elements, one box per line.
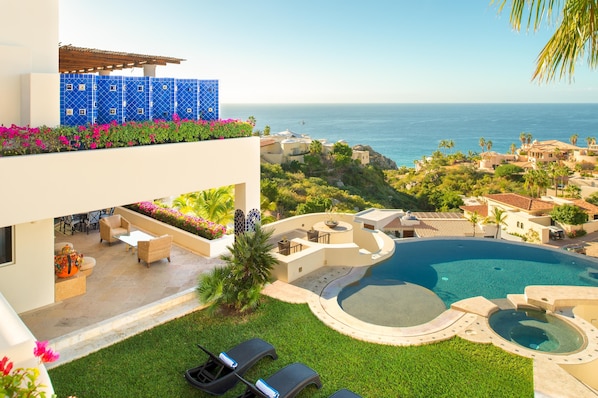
<box><xmin>20</xmin><ymin>224</ymin><xmax>223</xmax><ymax>342</ymax></box>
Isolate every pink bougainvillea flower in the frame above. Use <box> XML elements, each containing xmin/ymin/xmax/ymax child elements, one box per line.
<box><xmin>89</xmin><ymin>142</ymin><xmax>97</xmax><ymax>149</ymax></box>
<box><xmin>33</xmin><ymin>340</ymin><xmax>60</xmax><ymax>363</ymax></box>
<box><xmin>0</xmin><ymin>356</ymin><xmax>14</xmax><ymax>375</ymax></box>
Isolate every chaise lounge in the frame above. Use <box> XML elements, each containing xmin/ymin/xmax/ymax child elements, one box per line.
<box><xmin>329</xmin><ymin>389</ymin><xmax>362</xmax><ymax>398</ymax></box>
<box><xmin>235</xmin><ymin>362</ymin><xmax>322</xmax><ymax>398</ymax></box>
<box><xmin>184</xmin><ymin>338</ymin><xmax>278</xmax><ymax>395</ymax></box>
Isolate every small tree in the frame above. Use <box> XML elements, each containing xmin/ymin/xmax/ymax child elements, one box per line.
<box><xmin>485</xmin><ymin>207</ymin><xmax>508</xmax><ymax>239</ymax></box>
<box><xmin>197</xmin><ymin>224</ymin><xmax>277</xmax><ymax>313</ymax></box>
<box><xmin>494</xmin><ymin>164</ymin><xmax>523</xmax><ymax>178</ymax></box>
<box><xmin>550</xmin><ymin>204</ymin><xmax>588</xmax><ymax>230</ymax></box>
<box><xmin>467</xmin><ymin>211</ymin><xmax>480</xmax><ymax>237</ymax></box>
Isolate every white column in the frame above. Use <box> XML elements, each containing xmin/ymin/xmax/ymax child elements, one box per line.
<box><xmin>143</xmin><ymin>64</ymin><xmax>157</xmax><ymax>77</ymax></box>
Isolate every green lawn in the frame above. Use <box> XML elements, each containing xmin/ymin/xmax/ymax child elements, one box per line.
<box><xmin>49</xmin><ymin>297</ymin><xmax>533</xmax><ymax>397</ymax></box>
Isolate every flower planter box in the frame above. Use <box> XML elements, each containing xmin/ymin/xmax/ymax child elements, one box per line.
<box><xmin>116</xmin><ymin>207</ymin><xmax>232</xmax><ymax>258</ymax></box>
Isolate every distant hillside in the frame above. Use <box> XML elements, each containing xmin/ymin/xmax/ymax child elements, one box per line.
<box><xmin>260</xmin><ymin>143</ymin><xmax>420</xmax><ymax>220</ymax></box>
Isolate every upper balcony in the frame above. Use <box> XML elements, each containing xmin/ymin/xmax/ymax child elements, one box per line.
<box><xmin>0</xmin><ymin>120</ymin><xmax>259</xmax><ymax>227</ymax></box>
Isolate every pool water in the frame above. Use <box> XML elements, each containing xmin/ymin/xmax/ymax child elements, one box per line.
<box><xmin>338</xmin><ymin>238</ymin><xmax>598</xmax><ymax>327</ymax></box>
<box><xmin>489</xmin><ymin>309</ymin><xmax>584</xmax><ymax>353</ymax></box>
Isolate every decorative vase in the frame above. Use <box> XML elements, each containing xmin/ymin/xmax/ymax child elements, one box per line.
<box><xmin>55</xmin><ymin>252</ymin><xmax>81</xmax><ymax>278</ymax></box>
<box><xmin>325</xmin><ymin>220</ymin><xmax>339</xmax><ymax>229</ymax></box>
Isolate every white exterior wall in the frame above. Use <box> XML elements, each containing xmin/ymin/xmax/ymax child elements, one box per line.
<box><xmin>0</xmin><ymin>137</ymin><xmax>261</xmax><ymax>313</ymax></box>
<box><xmin>0</xmin><ymin>0</ymin><xmax>59</xmax><ymax>127</ymax></box>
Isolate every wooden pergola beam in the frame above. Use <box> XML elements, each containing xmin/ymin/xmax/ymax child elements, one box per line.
<box><xmin>59</xmin><ymin>45</ymin><xmax>185</xmax><ymax>74</ymax></box>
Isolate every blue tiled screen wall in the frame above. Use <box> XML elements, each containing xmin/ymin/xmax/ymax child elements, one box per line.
<box><xmin>60</xmin><ymin>75</ymin><xmax>219</xmax><ymax>126</ymax></box>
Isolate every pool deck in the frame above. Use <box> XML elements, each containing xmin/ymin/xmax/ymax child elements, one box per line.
<box><xmin>262</xmin><ymin>266</ymin><xmax>598</xmax><ymax>397</ymax></box>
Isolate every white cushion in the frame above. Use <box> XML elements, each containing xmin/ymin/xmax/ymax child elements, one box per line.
<box><xmin>256</xmin><ymin>378</ymin><xmax>279</xmax><ymax>398</ymax></box>
<box><xmin>218</xmin><ymin>352</ymin><xmax>237</xmax><ymax>369</ymax></box>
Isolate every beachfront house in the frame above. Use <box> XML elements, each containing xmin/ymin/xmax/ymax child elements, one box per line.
<box><xmin>522</xmin><ymin>139</ymin><xmax>581</xmax><ymax>166</ymax></box>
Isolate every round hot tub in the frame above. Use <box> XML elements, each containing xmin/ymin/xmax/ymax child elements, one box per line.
<box><xmin>489</xmin><ymin>309</ymin><xmax>585</xmax><ymax>354</ymax></box>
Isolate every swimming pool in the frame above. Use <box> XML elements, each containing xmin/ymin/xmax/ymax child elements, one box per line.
<box><xmin>338</xmin><ymin>238</ymin><xmax>598</xmax><ymax>327</ymax></box>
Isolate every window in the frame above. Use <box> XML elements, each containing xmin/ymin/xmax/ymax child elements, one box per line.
<box><xmin>137</xmin><ymin>108</ymin><xmax>144</xmax><ymax>115</ymax></box>
<box><xmin>186</xmin><ymin>108</ymin><xmax>192</xmax><ymax>114</ymax></box>
<box><xmin>0</xmin><ymin>227</ymin><xmax>13</xmax><ymax>265</ymax></box>
<box><xmin>109</xmin><ymin>85</ymin><xmax>117</xmax><ymax>92</ymax></box>
<box><xmin>79</xmin><ymin>109</ymin><xmax>87</xmax><ymax>115</ymax></box>
<box><xmin>65</xmin><ymin>84</ymin><xmax>73</xmax><ymax>91</ymax></box>
<box><xmin>137</xmin><ymin>85</ymin><xmax>144</xmax><ymax>92</ymax></box>
<box><xmin>78</xmin><ymin>84</ymin><xmax>86</xmax><ymax>91</ymax></box>
<box><xmin>65</xmin><ymin>108</ymin><xmax>74</xmax><ymax>116</ymax></box>
<box><xmin>109</xmin><ymin>108</ymin><xmax>117</xmax><ymax>115</ymax></box>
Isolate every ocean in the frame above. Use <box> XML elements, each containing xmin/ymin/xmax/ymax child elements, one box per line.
<box><xmin>221</xmin><ymin>103</ymin><xmax>598</xmax><ymax>167</ymax></box>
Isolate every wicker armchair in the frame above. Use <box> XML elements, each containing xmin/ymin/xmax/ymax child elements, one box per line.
<box><xmin>99</xmin><ymin>214</ymin><xmax>131</xmax><ymax>245</ymax></box>
<box><xmin>137</xmin><ymin>234</ymin><xmax>173</xmax><ymax>267</ymax></box>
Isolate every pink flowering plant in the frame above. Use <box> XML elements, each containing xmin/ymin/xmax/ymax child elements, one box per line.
<box><xmin>0</xmin><ymin>117</ymin><xmax>252</xmax><ymax>157</ymax></box>
<box><xmin>128</xmin><ymin>201</ymin><xmax>227</xmax><ymax>240</ymax></box>
<box><xmin>1</xmin><ymin>341</ymin><xmax>59</xmax><ymax>397</ymax></box>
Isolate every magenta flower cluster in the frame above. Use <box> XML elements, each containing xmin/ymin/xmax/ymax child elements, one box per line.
<box><xmin>1</xmin><ymin>340</ymin><xmax>59</xmax><ymax>396</ymax></box>
<box><xmin>129</xmin><ymin>201</ymin><xmax>227</xmax><ymax>240</ymax></box>
<box><xmin>0</xmin><ymin>116</ymin><xmax>253</xmax><ymax>157</ymax></box>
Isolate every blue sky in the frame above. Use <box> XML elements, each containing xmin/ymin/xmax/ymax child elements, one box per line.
<box><xmin>59</xmin><ymin>0</ymin><xmax>598</xmax><ymax>103</ymax></box>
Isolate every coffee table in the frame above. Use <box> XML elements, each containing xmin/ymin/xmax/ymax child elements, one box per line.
<box><xmin>114</xmin><ymin>231</ymin><xmax>154</xmax><ymax>254</ymax></box>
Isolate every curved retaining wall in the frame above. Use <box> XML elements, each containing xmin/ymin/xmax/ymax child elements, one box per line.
<box><xmin>263</xmin><ymin>213</ymin><xmax>395</xmax><ymax>283</ymax></box>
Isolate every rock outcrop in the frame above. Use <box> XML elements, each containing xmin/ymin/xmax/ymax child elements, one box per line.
<box><xmin>353</xmin><ymin>144</ymin><xmax>398</xmax><ymax>170</ymax></box>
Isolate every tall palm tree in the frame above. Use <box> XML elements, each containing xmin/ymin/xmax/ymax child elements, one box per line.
<box><xmin>479</xmin><ymin>137</ymin><xmax>486</xmax><ymax>153</ymax></box>
<box><xmin>485</xmin><ymin>207</ymin><xmax>508</xmax><ymax>239</ymax></box>
<box><xmin>510</xmin><ymin>142</ymin><xmax>517</xmax><ymax>155</ymax></box>
<box><xmin>486</xmin><ymin>140</ymin><xmax>493</xmax><ymax>152</ymax></box>
<box><xmin>172</xmin><ymin>186</ymin><xmax>235</xmax><ymax>225</ymax></box>
<box><xmin>570</xmin><ymin>134</ymin><xmax>579</xmax><ymax>146</ymax></box>
<box><xmin>524</xmin><ymin>168</ymin><xmax>549</xmax><ymax>197</ymax></box>
<box><xmin>493</xmin><ymin>0</ymin><xmax>598</xmax><ymax>83</ymax></box>
<box><xmin>519</xmin><ymin>132</ymin><xmax>527</xmax><ymax>147</ymax></box>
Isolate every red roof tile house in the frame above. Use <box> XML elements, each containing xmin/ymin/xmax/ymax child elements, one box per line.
<box><xmin>484</xmin><ymin>193</ymin><xmax>555</xmax><ymax>243</ymax></box>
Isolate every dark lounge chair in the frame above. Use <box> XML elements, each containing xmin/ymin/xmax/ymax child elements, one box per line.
<box><xmin>329</xmin><ymin>389</ymin><xmax>362</xmax><ymax>398</ymax></box>
<box><xmin>235</xmin><ymin>362</ymin><xmax>322</xmax><ymax>398</ymax></box>
<box><xmin>184</xmin><ymin>338</ymin><xmax>278</xmax><ymax>395</ymax></box>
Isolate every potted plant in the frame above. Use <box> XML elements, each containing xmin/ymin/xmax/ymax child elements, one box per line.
<box><xmin>278</xmin><ymin>236</ymin><xmax>290</xmax><ymax>255</ymax></box>
<box><xmin>325</xmin><ymin>207</ymin><xmax>339</xmax><ymax>229</ymax></box>
<box><xmin>54</xmin><ymin>246</ymin><xmax>83</xmax><ymax>278</ymax></box>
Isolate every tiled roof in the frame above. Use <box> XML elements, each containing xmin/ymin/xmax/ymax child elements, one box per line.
<box><xmin>527</xmin><ymin>140</ymin><xmax>581</xmax><ymax>152</ymax></box>
<box><xmin>485</xmin><ymin>193</ymin><xmax>554</xmax><ymax>212</ymax></box>
<box><xmin>409</xmin><ymin>212</ymin><xmax>464</xmax><ymax>219</ymax></box>
<box><xmin>260</xmin><ymin>138</ymin><xmax>276</xmax><ymax>147</ymax></box>
<box><xmin>414</xmin><ymin>220</ymin><xmax>484</xmax><ymax>237</ymax></box>
<box><xmin>383</xmin><ymin>212</ymin><xmax>465</xmax><ymax>229</ymax></box>
<box><xmin>570</xmin><ymin>199</ymin><xmax>598</xmax><ymax>213</ymax></box>
<box><xmin>459</xmin><ymin>205</ymin><xmax>488</xmax><ymax>218</ymax></box>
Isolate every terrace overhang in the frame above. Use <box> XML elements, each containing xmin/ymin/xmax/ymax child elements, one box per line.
<box><xmin>59</xmin><ymin>45</ymin><xmax>185</xmax><ymax>74</ymax></box>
